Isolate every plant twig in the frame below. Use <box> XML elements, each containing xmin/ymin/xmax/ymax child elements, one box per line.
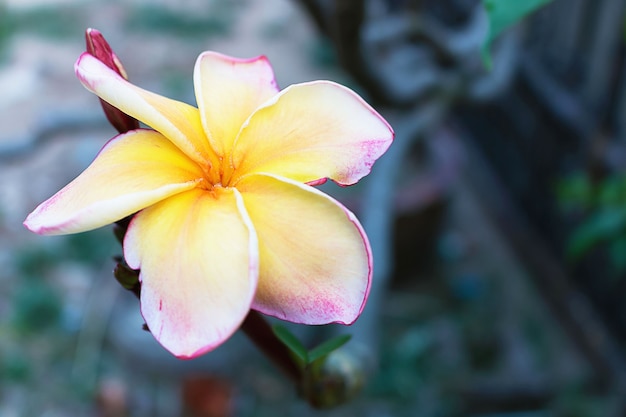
<box><xmin>239</xmin><ymin>311</ymin><xmax>303</xmax><ymax>383</ymax></box>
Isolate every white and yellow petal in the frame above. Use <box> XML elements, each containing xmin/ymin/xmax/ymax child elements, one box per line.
<box><xmin>230</xmin><ymin>81</ymin><xmax>393</xmax><ymax>186</ymax></box>
<box><xmin>237</xmin><ymin>173</ymin><xmax>371</xmax><ymax>325</ymax></box>
<box><xmin>124</xmin><ymin>187</ymin><xmax>259</xmax><ymax>358</ymax></box>
<box><xmin>75</xmin><ymin>53</ymin><xmax>216</xmax><ymax>168</ymax></box>
<box><xmin>193</xmin><ymin>52</ymin><xmax>279</xmax><ymax>158</ymax></box>
<box><xmin>24</xmin><ymin>129</ymin><xmax>203</xmax><ymax>235</ymax></box>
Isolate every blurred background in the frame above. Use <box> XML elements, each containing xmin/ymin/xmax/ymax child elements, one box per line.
<box><xmin>2</xmin><ymin>0</ymin><xmax>626</xmax><ymax>416</ymax></box>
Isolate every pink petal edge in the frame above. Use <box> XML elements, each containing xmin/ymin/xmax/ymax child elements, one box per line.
<box><xmin>124</xmin><ymin>189</ymin><xmax>260</xmax><ymax>359</ymax></box>
<box><xmin>249</xmin><ymin>173</ymin><xmax>373</xmax><ymax>326</ymax></box>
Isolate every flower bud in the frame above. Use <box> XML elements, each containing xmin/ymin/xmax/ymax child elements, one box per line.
<box><xmin>113</xmin><ymin>260</ymin><xmax>141</xmax><ymax>299</ymax></box>
<box><xmin>85</xmin><ymin>28</ymin><xmax>139</xmax><ymax>134</ymax></box>
<box><xmin>301</xmin><ymin>346</ymin><xmax>371</xmax><ymax>408</ymax></box>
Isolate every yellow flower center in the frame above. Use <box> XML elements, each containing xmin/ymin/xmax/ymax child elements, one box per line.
<box><xmin>199</xmin><ymin>152</ymin><xmax>236</xmax><ymax>191</ymax></box>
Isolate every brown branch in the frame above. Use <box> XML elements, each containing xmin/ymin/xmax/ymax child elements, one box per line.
<box><xmin>329</xmin><ymin>0</ymin><xmax>404</xmax><ymax>106</ymax></box>
<box><xmin>295</xmin><ymin>1</ymin><xmax>513</xmax><ymax>107</ymax></box>
<box><xmin>239</xmin><ymin>311</ymin><xmax>303</xmax><ymax>383</ymax></box>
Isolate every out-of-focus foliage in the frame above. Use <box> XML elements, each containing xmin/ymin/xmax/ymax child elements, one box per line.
<box><xmin>127</xmin><ymin>0</ymin><xmax>238</xmax><ymax>38</ymax></box>
<box><xmin>0</xmin><ymin>0</ymin><xmax>237</xmax><ymax>57</ymax></box>
<box><xmin>557</xmin><ymin>173</ymin><xmax>626</xmax><ymax>272</ymax></box>
<box><xmin>0</xmin><ymin>228</ymin><xmax>118</xmax><ymax>413</ymax></box>
<box><xmin>482</xmin><ymin>0</ymin><xmax>554</xmax><ymax>65</ymax></box>
<box><xmin>10</xmin><ymin>230</ymin><xmax>116</xmax><ymax>334</ymax></box>
<box><xmin>0</xmin><ymin>5</ymin><xmax>83</xmax><ymax>41</ymax></box>
<box><xmin>12</xmin><ymin>276</ymin><xmax>62</xmax><ymax>333</ymax></box>
<box><xmin>0</xmin><ymin>3</ymin><xmax>10</xmax><ymax>61</ymax></box>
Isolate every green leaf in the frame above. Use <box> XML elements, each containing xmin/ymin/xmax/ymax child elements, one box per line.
<box><xmin>567</xmin><ymin>209</ymin><xmax>626</xmax><ymax>259</ymax></box>
<box><xmin>308</xmin><ymin>334</ymin><xmax>352</xmax><ymax>364</ymax></box>
<box><xmin>597</xmin><ymin>175</ymin><xmax>626</xmax><ymax>206</ymax></box>
<box><xmin>608</xmin><ymin>235</ymin><xmax>626</xmax><ymax>273</ymax></box>
<box><xmin>482</xmin><ymin>0</ymin><xmax>554</xmax><ymax>67</ymax></box>
<box><xmin>272</xmin><ymin>324</ymin><xmax>309</xmax><ymax>365</ymax></box>
<box><xmin>555</xmin><ymin>173</ymin><xmax>593</xmax><ymax>209</ymax></box>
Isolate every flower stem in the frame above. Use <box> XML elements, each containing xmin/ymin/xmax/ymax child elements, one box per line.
<box><xmin>239</xmin><ymin>311</ymin><xmax>302</xmax><ymax>383</ymax></box>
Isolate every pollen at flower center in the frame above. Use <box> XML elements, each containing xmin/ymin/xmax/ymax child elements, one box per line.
<box><xmin>197</xmin><ymin>176</ymin><xmax>231</xmax><ymax>197</ymax></box>
<box><xmin>198</xmin><ymin>154</ymin><xmax>236</xmax><ymax>191</ymax></box>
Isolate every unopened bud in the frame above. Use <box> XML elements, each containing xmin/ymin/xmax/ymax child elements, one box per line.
<box><xmin>301</xmin><ymin>346</ymin><xmax>372</xmax><ymax>408</ymax></box>
<box><xmin>85</xmin><ymin>28</ymin><xmax>139</xmax><ymax>134</ymax></box>
<box><xmin>113</xmin><ymin>261</ymin><xmax>141</xmax><ymax>299</ymax></box>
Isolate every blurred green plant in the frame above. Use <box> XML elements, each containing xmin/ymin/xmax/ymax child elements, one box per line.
<box><xmin>64</xmin><ymin>231</ymin><xmax>117</xmax><ymax>266</ymax></box>
<box><xmin>3</xmin><ymin>6</ymin><xmax>83</xmax><ymax>39</ymax></box>
<box><xmin>11</xmin><ymin>229</ymin><xmax>116</xmax><ymax>335</ymax></box>
<box><xmin>557</xmin><ymin>172</ymin><xmax>626</xmax><ymax>272</ymax></box>
<box><xmin>553</xmin><ymin>382</ymin><xmax>613</xmax><ymax>417</ymax></box>
<box><xmin>0</xmin><ymin>228</ymin><xmax>118</xmax><ymax>412</ymax></box>
<box><xmin>127</xmin><ymin>0</ymin><xmax>238</xmax><ymax>38</ymax></box>
<box><xmin>11</xmin><ymin>277</ymin><xmax>62</xmax><ymax>333</ymax></box>
<box><xmin>482</xmin><ymin>0</ymin><xmax>554</xmax><ymax>67</ymax></box>
<box><xmin>0</xmin><ymin>3</ymin><xmax>85</xmax><ymax>62</ymax></box>
<box><xmin>0</xmin><ymin>0</ymin><xmax>238</xmax><ymax>59</ymax></box>
<box><xmin>0</xmin><ymin>2</ymin><xmax>14</xmax><ymax>61</ymax></box>
<box><xmin>15</xmin><ymin>229</ymin><xmax>116</xmax><ymax>274</ymax></box>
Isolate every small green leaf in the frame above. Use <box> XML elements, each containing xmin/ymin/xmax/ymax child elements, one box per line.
<box><xmin>482</xmin><ymin>0</ymin><xmax>554</xmax><ymax>67</ymax></box>
<box><xmin>308</xmin><ymin>334</ymin><xmax>352</xmax><ymax>364</ymax></box>
<box><xmin>567</xmin><ymin>210</ymin><xmax>626</xmax><ymax>259</ymax></box>
<box><xmin>272</xmin><ymin>324</ymin><xmax>309</xmax><ymax>365</ymax></box>
<box><xmin>609</xmin><ymin>235</ymin><xmax>626</xmax><ymax>274</ymax></box>
<box><xmin>597</xmin><ymin>175</ymin><xmax>626</xmax><ymax>206</ymax></box>
<box><xmin>555</xmin><ymin>173</ymin><xmax>593</xmax><ymax>209</ymax></box>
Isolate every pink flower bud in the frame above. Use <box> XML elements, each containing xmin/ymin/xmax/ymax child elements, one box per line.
<box><xmin>85</xmin><ymin>28</ymin><xmax>139</xmax><ymax>134</ymax></box>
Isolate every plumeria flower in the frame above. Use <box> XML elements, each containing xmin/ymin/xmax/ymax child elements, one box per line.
<box><xmin>24</xmin><ymin>47</ymin><xmax>394</xmax><ymax>358</ymax></box>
